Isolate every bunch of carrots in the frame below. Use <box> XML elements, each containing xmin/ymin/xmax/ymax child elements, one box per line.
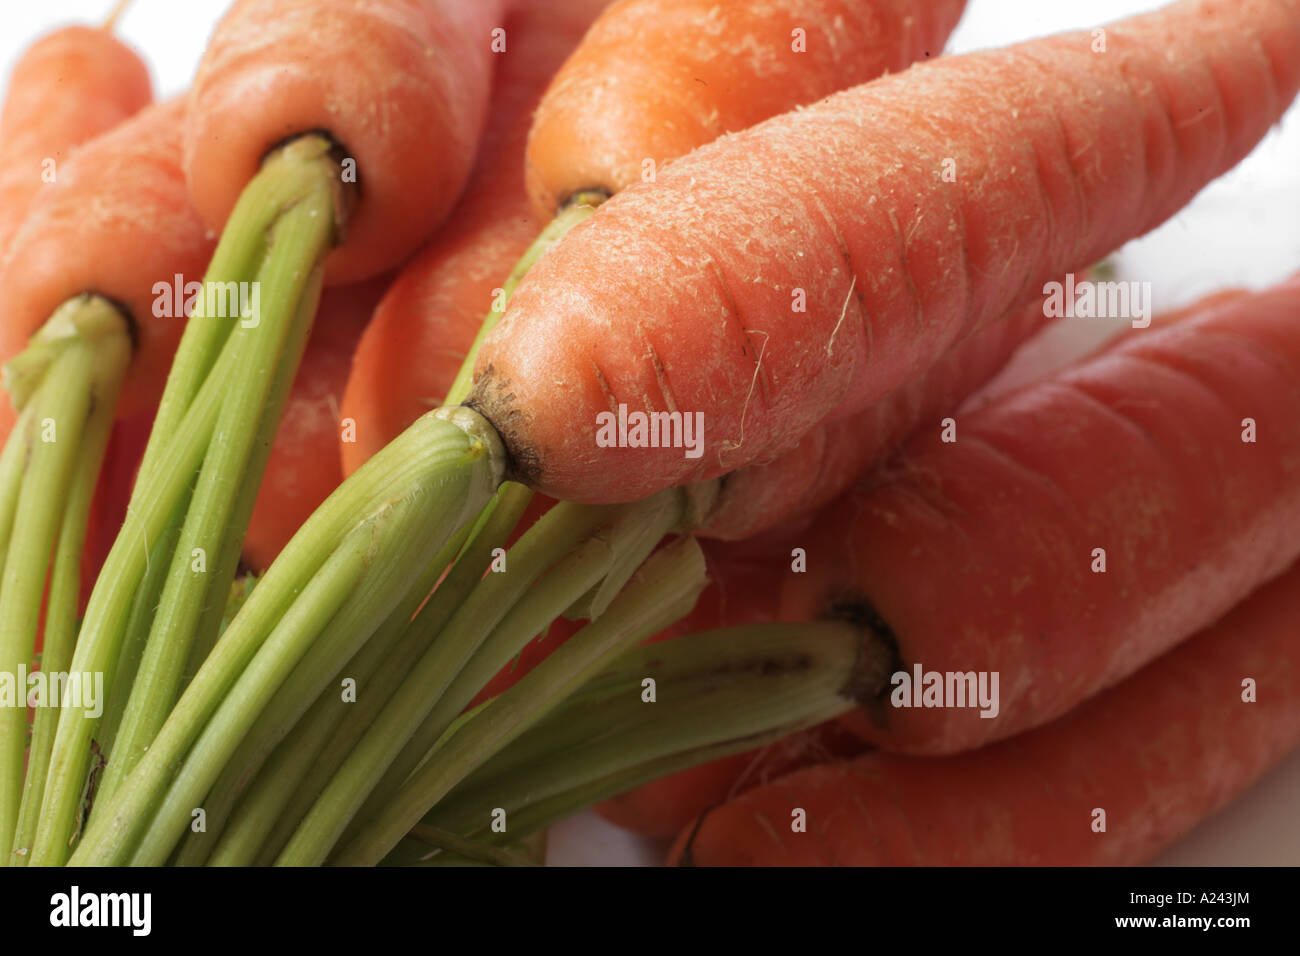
<box><xmin>0</xmin><ymin>0</ymin><xmax>1296</xmax><ymax>868</ymax></box>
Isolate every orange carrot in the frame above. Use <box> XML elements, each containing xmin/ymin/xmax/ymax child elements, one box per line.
<box><xmin>470</xmin><ymin>0</ymin><xmax>1300</xmax><ymax>504</ymax></box>
<box><xmin>345</xmin><ymin>0</ymin><xmax>967</xmax><ymax>476</ymax></box>
<box><xmin>673</xmin><ymin>558</ymin><xmax>1300</xmax><ymax>865</ymax></box>
<box><xmin>337</xmin><ymin>0</ymin><xmax>615</xmax><ymax>475</ymax></box>
<box><xmin>780</xmin><ymin>275</ymin><xmax>1300</xmax><ymax>754</ymax></box>
<box><xmin>184</xmin><ymin>0</ymin><xmax>506</xmax><ymax>284</ymax></box>
<box><xmin>0</xmin><ymin>23</ymin><xmax>153</xmax><ymax>595</ymax></box>
<box><xmin>525</xmin><ymin>0</ymin><xmax>967</xmax><ymax>216</ymax></box>
<box><xmin>699</xmin><ymin>291</ymin><xmax>1054</xmax><ymax>539</ymax></box>
<box><xmin>0</xmin><ymin>24</ymin><xmax>151</xmax><ymax>265</ymax></box>
<box><xmin>243</xmin><ymin>276</ymin><xmax>389</xmax><ymax>569</ymax></box>
<box><xmin>0</xmin><ymin>99</ymin><xmax>216</xmax><ymax>424</ymax></box>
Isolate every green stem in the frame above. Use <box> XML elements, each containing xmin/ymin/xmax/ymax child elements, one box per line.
<box><xmin>134</xmin><ymin>137</ymin><xmax>336</xmax><ymax>476</ymax></box>
<box><xmin>176</xmin><ymin>522</ymin><xmax>470</xmax><ymax>866</ymax></box>
<box><xmin>206</xmin><ymin>484</ymin><xmax>533</xmax><ymax>867</ymax></box>
<box><xmin>28</xmin><ymin>138</ymin><xmax>352</xmax><ymax>865</ymax></box>
<box><xmin>65</xmin><ymin>407</ymin><xmax>501</xmax><ymax>866</ymax></box>
<box><xmin>318</xmin><ymin>535</ymin><xmax>708</xmax><ymax>867</ymax></box>
<box><xmin>401</xmin><ymin>824</ymin><xmax>540</xmax><ymax>867</ymax></box>
<box><xmin>0</xmin><ymin>409</ymin><xmax>32</xmax><ymax>585</ymax></box>
<box><xmin>95</xmin><ymin>491</ymin><xmax>190</xmax><ymax>758</ymax></box>
<box><xmin>443</xmin><ymin>191</ymin><xmax>605</xmax><ymax>407</ymax></box>
<box><xmin>126</xmin><ymin>492</ymin><xmax>442</xmax><ymax>867</ymax></box>
<box><xmin>0</xmin><ymin>296</ymin><xmax>129</xmax><ymax>861</ymax></box>
<box><xmin>5</xmin><ymin>299</ymin><xmax>131</xmax><ymax>865</ymax></box>
<box><xmin>427</xmin><ymin>622</ymin><xmax>866</xmax><ymax>841</ymax></box>
<box><xmin>347</xmin><ymin>531</ymin><xmax>616</xmax><ymax>834</ymax></box>
<box><xmin>98</xmin><ymin>185</ymin><xmax>332</xmax><ymax>805</ymax></box>
<box><xmin>28</xmin><ymin>344</ymin><xmax>242</xmax><ymax>864</ymax></box>
<box><xmin>272</xmin><ymin>497</ymin><xmax>618</xmax><ymax>865</ymax></box>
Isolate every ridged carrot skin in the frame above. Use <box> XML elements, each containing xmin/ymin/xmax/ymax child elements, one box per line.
<box><xmin>345</xmin><ymin>0</ymin><xmax>971</xmax><ymax>488</ymax></box>
<box><xmin>699</xmin><ymin>291</ymin><xmax>1053</xmax><ymax>540</ymax></box>
<box><xmin>242</xmin><ymin>276</ymin><xmax>389</xmax><ymax>570</ymax></box>
<box><xmin>0</xmin><ymin>25</ymin><xmax>151</xmax><ymax>265</ymax></box>
<box><xmin>781</xmin><ymin>276</ymin><xmax>1300</xmax><ymax>754</ymax></box>
<box><xmin>338</xmin><ymin>0</ymin><xmax>615</xmax><ymax>475</ymax></box>
<box><xmin>185</xmin><ymin>0</ymin><xmax>503</xmax><ymax>285</ymax></box>
<box><xmin>673</xmin><ymin>559</ymin><xmax>1300</xmax><ymax>865</ymax></box>
<box><xmin>525</xmin><ymin>0</ymin><xmax>967</xmax><ymax>216</ymax></box>
<box><xmin>0</xmin><ymin>99</ymin><xmax>216</xmax><ymax>425</ymax></box>
<box><xmin>471</xmin><ymin>0</ymin><xmax>1300</xmax><ymax>504</ymax></box>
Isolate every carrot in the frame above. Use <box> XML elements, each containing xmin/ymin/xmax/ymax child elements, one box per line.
<box><xmin>347</xmin><ymin>0</ymin><xmax>968</xmax><ymax>470</ymax></box>
<box><xmin>0</xmin><ymin>23</ymin><xmax>151</xmax><ymax>266</ymax></box>
<box><xmin>699</xmin><ymin>290</ymin><xmax>1055</xmax><ymax>539</ymax></box>
<box><xmin>184</xmin><ymin>0</ymin><xmax>505</xmax><ymax>284</ymax></box>
<box><xmin>0</xmin><ymin>20</ymin><xmax>153</xmax><ymax>610</ymax></box>
<box><xmin>0</xmin><ymin>98</ymin><xmax>216</xmax><ymax>423</ymax></box>
<box><xmin>673</xmin><ymin>557</ymin><xmax>1300</xmax><ymax>866</ymax></box>
<box><xmin>438</xmin><ymin>277</ymin><xmax>1188</xmax><ymax>842</ymax></box>
<box><xmin>780</xmin><ymin>275</ymin><xmax>1300</xmax><ymax>755</ymax></box>
<box><xmin>525</xmin><ymin>0</ymin><xmax>967</xmax><ymax>215</ymax></box>
<box><xmin>337</xmin><ymin>0</ymin><xmax>618</xmax><ymax>476</ymax></box>
<box><xmin>243</xmin><ymin>276</ymin><xmax>389</xmax><ymax>569</ymax></box>
<box><xmin>341</xmin><ymin>0</ymin><xmax>979</xmax><ymax>539</ymax></box>
<box><xmin>469</xmin><ymin>0</ymin><xmax>1300</xmax><ymax>504</ymax></box>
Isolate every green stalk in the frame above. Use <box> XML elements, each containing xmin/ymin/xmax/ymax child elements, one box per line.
<box><xmin>134</xmin><ymin>137</ymin><xmax>337</xmax><ymax>474</ymax></box>
<box><xmin>206</xmin><ymin>484</ymin><xmax>533</xmax><ymax>867</ymax></box>
<box><xmin>95</xmin><ymin>492</ymin><xmax>190</xmax><ymax>757</ymax></box>
<box><xmin>444</xmin><ymin>742</ymin><xmax>765</xmax><ymax>847</ymax></box>
<box><xmin>272</xmin><ymin>497</ymin><xmax>619</xmax><ymax>865</ymax></box>
<box><xmin>29</xmin><ymin>138</ymin><xmax>350</xmax><ymax>865</ymax></box>
<box><xmin>98</xmin><ymin>187</ymin><xmax>331</xmax><ymax>805</ymax></box>
<box><xmin>175</xmin><ymin>523</ymin><xmax>470</xmax><ymax>866</ymax></box>
<box><xmin>191</xmin><ymin>191</ymin><xmax>597</xmax><ymax>865</ymax></box>
<box><xmin>125</xmin><ymin>486</ymin><xmax>449</xmax><ymax>867</ymax></box>
<box><xmin>4</xmin><ymin>299</ymin><xmax>131</xmax><ymax>865</ymax></box>
<box><xmin>0</xmin><ymin>297</ymin><xmax>129</xmax><ymax>861</ymax></box>
<box><xmin>65</xmin><ymin>407</ymin><xmax>502</xmax><ymax>866</ymax></box>
<box><xmin>347</xmin><ymin>531</ymin><xmax>616</xmax><ymax>833</ymax></box>
<box><xmin>400</xmin><ymin>824</ymin><xmax>540</xmax><ymax>867</ymax></box>
<box><xmin>429</xmin><ymin>622</ymin><xmax>867</xmax><ymax>840</ymax></box>
<box><xmin>339</xmin><ymin>483</ymin><xmax>695</xmax><ymax>841</ymax></box>
<box><xmin>0</xmin><ymin>408</ymin><xmax>32</xmax><ymax>585</ymax></box>
<box><xmin>28</xmin><ymin>331</ymin><xmax>229</xmax><ymax>864</ymax></box>
<box><xmin>314</xmin><ymin>535</ymin><xmax>708</xmax><ymax>867</ymax></box>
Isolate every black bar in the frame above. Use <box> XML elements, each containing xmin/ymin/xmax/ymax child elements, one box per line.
<box><xmin>0</xmin><ymin>865</ymin><xmax>1287</xmax><ymax>943</ymax></box>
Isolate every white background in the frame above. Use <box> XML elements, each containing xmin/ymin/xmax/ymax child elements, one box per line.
<box><xmin>2</xmin><ymin>1</ymin><xmax>1297</xmax><ymax>866</ymax></box>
